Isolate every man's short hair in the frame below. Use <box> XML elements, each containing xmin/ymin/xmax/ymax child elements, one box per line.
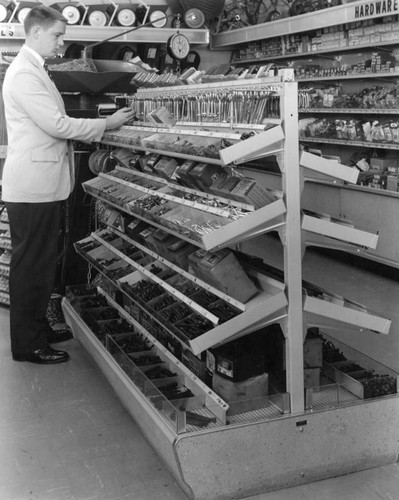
<box><xmin>24</xmin><ymin>6</ymin><xmax>67</xmax><ymax>35</ymax></box>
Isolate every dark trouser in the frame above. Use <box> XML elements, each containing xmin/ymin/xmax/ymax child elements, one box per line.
<box><xmin>5</xmin><ymin>201</ymin><xmax>61</xmax><ymax>356</ymax></box>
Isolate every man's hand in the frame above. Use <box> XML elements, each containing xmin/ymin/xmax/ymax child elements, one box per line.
<box><xmin>105</xmin><ymin>107</ymin><xmax>136</xmax><ymax>130</ymax></box>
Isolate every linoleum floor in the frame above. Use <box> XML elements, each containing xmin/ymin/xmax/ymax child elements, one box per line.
<box><xmin>1</xmin><ymin>247</ymin><xmax>399</xmax><ymax>500</ymax></box>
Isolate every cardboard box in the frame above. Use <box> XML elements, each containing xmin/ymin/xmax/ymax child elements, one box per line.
<box><xmin>304</xmin><ymin>367</ymin><xmax>321</xmax><ymax>390</ymax></box>
<box><xmin>196</xmin><ymin>249</ymin><xmax>258</xmax><ymax>303</ymax></box>
<box><xmin>304</xmin><ymin>337</ymin><xmax>323</xmax><ymax>368</ymax></box>
<box><xmin>370</xmin><ymin>157</ymin><xmax>399</xmax><ymax>173</ymax></box>
<box><xmin>213</xmin><ymin>372</ymin><xmax>268</xmax><ymax>415</ymax></box>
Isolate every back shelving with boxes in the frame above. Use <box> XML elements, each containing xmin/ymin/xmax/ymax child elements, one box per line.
<box><xmin>227</xmin><ymin>6</ymin><xmax>399</xmax><ymax>192</ymax></box>
<box><xmin>64</xmin><ymin>76</ymin><xmax>396</xmax><ymax>427</ymax></box>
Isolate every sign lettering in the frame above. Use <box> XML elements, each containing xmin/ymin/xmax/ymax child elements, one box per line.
<box><xmin>355</xmin><ymin>0</ymin><xmax>399</xmax><ymax>18</ymax></box>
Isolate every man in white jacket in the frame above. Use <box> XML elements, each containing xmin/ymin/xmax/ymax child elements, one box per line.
<box><xmin>2</xmin><ymin>5</ymin><xmax>135</xmax><ymax>364</ymax></box>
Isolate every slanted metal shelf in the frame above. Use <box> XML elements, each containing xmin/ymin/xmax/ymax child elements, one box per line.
<box><xmin>82</xmin><ymin>174</ymin><xmax>286</xmax><ymax>252</ymax></box>
<box><xmin>102</xmin><ymin>122</ymin><xmax>283</xmax><ymax>167</ymax></box>
<box><xmin>74</xmin><ymin>232</ymin><xmax>288</xmax><ymax>356</ymax></box>
<box><xmin>107</xmin><ymin>226</ymin><xmax>247</xmax><ymax>312</ymax></box>
<box><xmin>243</xmin><ymin>260</ymin><xmax>391</xmax><ymax>337</ymax></box>
<box><xmin>99</xmin><ymin>288</ymin><xmax>229</xmax><ymax>426</ymax></box>
<box><xmin>62</xmin><ymin>291</ymin><xmax>228</xmax><ymax>434</ymax></box>
<box><xmin>304</xmin><ymin>293</ymin><xmax>391</xmax><ymax>335</ymax></box>
<box><xmin>301</xmin><ymin>211</ymin><xmax>379</xmax><ymax>249</ymax></box>
<box><xmin>300</xmin><ymin>151</ymin><xmax>359</xmax><ymax>184</ymax></box>
<box><xmin>100</xmin><ymin>167</ymin><xmax>254</xmax><ymax>217</ymax></box>
<box><xmin>92</xmin><ymin>232</ymin><xmax>220</xmax><ymax>325</ymax></box>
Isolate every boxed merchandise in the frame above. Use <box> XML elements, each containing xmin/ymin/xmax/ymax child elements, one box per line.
<box><xmin>147</xmin><ymin>106</ymin><xmax>174</xmax><ymax>126</ymax></box>
<box><xmin>191</xmin><ymin>249</ymin><xmax>258</xmax><ymax>303</ymax></box>
<box><xmin>304</xmin><ymin>337</ymin><xmax>323</xmax><ymax>368</ymax></box>
<box><xmin>138</xmin><ymin>227</ymin><xmax>159</xmax><ymax>253</ymax></box>
<box><xmin>174</xmin><ymin>160</ymin><xmax>199</xmax><ymax>189</ymax></box>
<box><xmin>209</xmin><ymin>174</ymin><xmax>240</xmax><ymax>198</ymax></box>
<box><xmin>187</xmin><ymin>163</ymin><xmax>226</xmax><ymax>192</ymax></box>
<box><xmin>153</xmin><ymin>156</ymin><xmax>179</xmax><ymax>180</ymax></box>
<box><xmin>370</xmin><ymin>157</ymin><xmax>399</xmax><ymax>173</ymax></box>
<box><xmin>207</xmin><ymin>331</ymin><xmax>267</xmax><ymax>382</ymax></box>
<box><xmin>212</xmin><ymin>372</ymin><xmax>269</xmax><ymax>415</ymax></box>
<box><xmin>229</xmin><ymin>177</ymin><xmax>276</xmax><ymax>208</ymax></box>
<box><xmin>386</xmin><ymin>174</ymin><xmax>398</xmax><ymax>191</ymax></box>
<box><xmin>188</xmin><ymin>249</ymin><xmax>208</xmax><ymax>281</ymax></box>
<box><xmin>304</xmin><ymin>367</ymin><xmax>321</xmax><ymax>389</ymax></box>
<box><xmin>138</xmin><ymin>153</ymin><xmax>162</xmax><ymax>173</ymax></box>
<box><xmin>166</xmin><ymin>238</ymin><xmax>195</xmax><ymax>270</ymax></box>
<box><xmin>152</xmin><ymin>229</ymin><xmax>177</xmax><ymax>257</ymax></box>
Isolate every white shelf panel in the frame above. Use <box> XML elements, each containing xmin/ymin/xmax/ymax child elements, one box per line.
<box><xmin>0</xmin><ymin>23</ymin><xmax>209</xmax><ymax>44</ymax></box>
<box><xmin>304</xmin><ymin>295</ymin><xmax>391</xmax><ymax>335</ymax></box>
<box><xmin>219</xmin><ymin>126</ymin><xmax>285</xmax><ymax>166</ymax></box>
<box><xmin>300</xmin><ymin>151</ymin><xmax>359</xmax><ymax>184</ymax></box>
<box><xmin>303</xmin><ymin>232</ymin><xmax>375</xmax><ymax>256</ymax></box>
<box><xmin>301</xmin><ymin>213</ymin><xmax>379</xmax><ymax>249</ymax></box>
<box><xmin>188</xmin><ymin>288</ymin><xmax>288</xmax><ymax>356</ymax></box>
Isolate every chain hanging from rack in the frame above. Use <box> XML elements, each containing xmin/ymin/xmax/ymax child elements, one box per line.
<box><xmin>130</xmin><ymin>86</ymin><xmax>281</xmax><ymax>125</ymax></box>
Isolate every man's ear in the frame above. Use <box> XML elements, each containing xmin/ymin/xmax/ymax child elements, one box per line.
<box><xmin>30</xmin><ymin>25</ymin><xmax>41</xmax><ymax>39</ymax></box>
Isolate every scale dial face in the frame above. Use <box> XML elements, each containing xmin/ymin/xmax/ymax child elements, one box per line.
<box><xmin>167</xmin><ymin>33</ymin><xmax>191</xmax><ymax>60</ymax></box>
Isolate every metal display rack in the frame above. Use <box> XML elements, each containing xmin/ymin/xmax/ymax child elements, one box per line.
<box><xmin>62</xmin><ymin>78</ymin><xmax>399</xmax><ymax>500</ymax></box>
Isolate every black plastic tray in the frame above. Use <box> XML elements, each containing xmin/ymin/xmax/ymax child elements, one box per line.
<box><xmin>47</xmin><ymin>58</ymin><xmax>137</xmax><ymax>94</ymax></box>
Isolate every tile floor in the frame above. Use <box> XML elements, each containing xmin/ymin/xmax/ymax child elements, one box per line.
<box><xmin>1</xmin><ymin>247</ymin><xmax>399</xmax><ymax>500</ymax></box>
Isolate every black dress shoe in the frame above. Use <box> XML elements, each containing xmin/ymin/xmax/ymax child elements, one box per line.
<box><xmin>12</xmin><ymin>345</ymin><xmax>70</xmax><ymax>364</ymax></box>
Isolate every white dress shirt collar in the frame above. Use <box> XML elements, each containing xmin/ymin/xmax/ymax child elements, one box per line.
<box><xmin>23</xmin><ymin>44</ymin><xmax>45</xmax><ymax>66</ymax></box>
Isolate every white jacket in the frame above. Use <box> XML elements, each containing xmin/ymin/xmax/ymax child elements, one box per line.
<box><xmin>2</xmin><ymin>46</ymin><xmax>106</xmax><ymax>202</ymax></box>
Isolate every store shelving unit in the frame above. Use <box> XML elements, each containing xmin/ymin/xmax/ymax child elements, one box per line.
<box><xmin>62</xmin><ymin>77</ymin><xmax>399</xmax><ymax>500</ymax></box>
<box><xmin>210</xmin><ymin>0</ymin><xmax>399</xmax><ymax>268</ymax></box>
<box><xmin>211</xmin><ymin>0</ymin><xmax>398</xmax><ymax>48</ymax></box>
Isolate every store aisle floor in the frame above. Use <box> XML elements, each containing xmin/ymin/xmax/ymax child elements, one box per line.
<box><xmin>1</xmin><ymin>247</ymin><xmax>399</xmax><ymax>500</ymax></box>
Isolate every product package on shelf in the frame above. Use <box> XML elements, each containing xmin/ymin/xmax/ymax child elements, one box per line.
<box><xmin>188</xmin><ymin>248</ymin><xmax>257</xmax><ymax>303</ymax></box>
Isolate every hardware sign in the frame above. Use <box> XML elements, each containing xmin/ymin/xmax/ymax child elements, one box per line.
<box><xmin>354</xmin><ymin>0</ymin><xmax>399</xmax><ymax>18</ymax></box>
